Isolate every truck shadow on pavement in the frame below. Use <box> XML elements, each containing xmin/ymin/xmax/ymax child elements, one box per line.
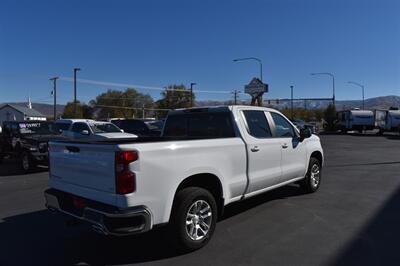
<box><xmin>2</xmin><ymin>184</ymin><xmax>399</xmax><ymax>265</ymax></box>
<box><xmin>330</xmin><ymin>186</ymin><xmax>400</xmax><ymax>266</ymax></box>
<box><xmin>0</xmin><ymin>185</ymin><xmax>306</xmax><ymax>265</ymax></box>
<box><xmin>0</xmin><ymin>159</ymin><xmax>48</xmax><ymax>176</ymax></box>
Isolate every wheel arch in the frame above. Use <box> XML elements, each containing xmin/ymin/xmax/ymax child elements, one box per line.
<box><xmin>310</xmin><ymin>150</ymin><xmax>323</xmax><ymax>166</ymax></box>
<box><xmin>172</xmin><ymin>173</ymin><xmax>225</xmax><ymax>220</ymax></box>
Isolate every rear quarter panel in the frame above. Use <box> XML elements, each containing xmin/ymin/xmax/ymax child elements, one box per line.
<box><xmin>119</xmin><ymin>137</ymin><xmax>247</xmax><ymax>224</ymax></box>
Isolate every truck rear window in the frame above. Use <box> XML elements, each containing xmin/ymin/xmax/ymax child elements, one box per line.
<box><xmin>163</xmin><ymin>112</ymin><xmax>236</xmax><ymax>138</ymax></box>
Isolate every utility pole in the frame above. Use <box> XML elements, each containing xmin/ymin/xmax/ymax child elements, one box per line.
<box><xmin>290</xmin><ymin>85</ymin><xmax>294</xmax><ymax>119</ymax></box>
<box><xmin>50</xmin><ymin>77</ymin><xmax>59</xmax><ymax>121</ymax></box>
<box><xmin>190</xmin><ymin>82</ymin><xmax>196</xmax><ymax>107</ymax></box>
<box><xmin>232</xmin><ymin>90</ymin><xmax>240</xmax><ymax>105</ymax></box>
<box><xmin>142</xmin><ymin>104</ymin><xmax>145</xmax><ymax>119</ymax></box>
<box><xmin>73</xmin><ymin>67</ymin><xmax>81</xmax><ymax>117</ymax></box>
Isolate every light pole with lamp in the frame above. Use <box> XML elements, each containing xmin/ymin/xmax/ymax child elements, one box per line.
<box><xmin>310</xmin><ymin>72</ymin><xmax>335</xmax><ymax>107</ymax></box>
<box><xmin>233</xmin><ymin>57</ymin><xmax>263</xmax><ymax>81</ymax></box>
<box><xmin>348</xmin><ymin>81</ymin><xmax>365</xmax><ymax>109</ymax></box>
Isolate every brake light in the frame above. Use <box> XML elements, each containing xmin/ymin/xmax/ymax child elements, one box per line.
<box><xmin>72</xmin><ymin>196</ymin><xmax>86</xmax><ymax>209</ymax></box>
<box><xmin>115</xmin><ymin>151</ymin><xmax>138</xmax><ymax>194</ymax></box>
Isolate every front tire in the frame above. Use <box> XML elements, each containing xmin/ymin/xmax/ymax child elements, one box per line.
<box><xmin>300</xmin><ymin>157</ymin><xmax>322</xmax><ymax>193</ymax></box>
<box><xmin>169</xmin><ymin>187</ymin><xmax>217</xmax><ymax>252</ymax></box>
<box><xmin>21</xmin><ymin>151</ymin><xmax>34</xmax><ymax>172</ymax></box>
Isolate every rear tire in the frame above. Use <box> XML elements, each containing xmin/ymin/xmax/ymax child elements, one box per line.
<box><xmin>169</xmin><ymin>187</ymin><xmax>217</xmax><ymax>252</ymax></box>
<box><xmin>21</xmin><ymin>151</ymin><xmax>35</xmax><ymax>172</ymax></box>
<box><xmin>300</xmin><ymin>157</ymin><xmax>322</xmax><ymax>193</ymax></box>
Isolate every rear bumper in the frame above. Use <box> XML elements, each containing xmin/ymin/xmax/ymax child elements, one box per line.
<box><xmin>44</xmin><ymin>188</ymin><xmax>153</xmax><ymax>236</ymax></box>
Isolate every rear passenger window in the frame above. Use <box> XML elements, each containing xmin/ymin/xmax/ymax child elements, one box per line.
<box><xmin>163</xmin><ymin>112</ymin><xmax>235</xmax><ymax>138</ymax></box>
<box><xmin>243</xmin><ymin>110</ymin><xmax>272</xmax><ymax>138</ymax></box>
<box><xmin>163</xmin><ymin>116</ymin><xmax>187</xmax><ymax>137</ymax></box>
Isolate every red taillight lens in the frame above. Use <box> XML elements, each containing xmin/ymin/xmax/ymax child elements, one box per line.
<box><xmin>72</xmin><ymin>196</ymin><xmax>86</xmax><ymax>209</ymax></box>
<box><xmin>115</xmin><ymin>151</ymin><xmax>138</xmax><ymax>194</ymax></box>
<box><xmin>116</xmin><ymin>151</ymin><xmax>138</xmax><ymax>164</ymax></box>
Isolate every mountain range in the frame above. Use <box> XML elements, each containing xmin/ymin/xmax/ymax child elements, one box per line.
<box><xmin>2</xmin><ymin>95</ymin><xmax>399</xmax><ymax>117</ymax></box>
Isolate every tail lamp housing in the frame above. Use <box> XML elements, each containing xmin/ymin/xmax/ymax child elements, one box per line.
<box><xmin>115</xmin><ymin>151</ymin><xmax>138</xmax><ymax>194</ymax></box>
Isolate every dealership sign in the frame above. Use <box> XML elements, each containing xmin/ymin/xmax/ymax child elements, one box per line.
<box><xmin>244</xmin><ymin>78</ymin><xmax>268</xmax><ymax>97</ymax></box>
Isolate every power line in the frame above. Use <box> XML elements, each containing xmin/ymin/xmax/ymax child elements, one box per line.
<box><xmin>93</xmin><ymin>104</ymin><xmax>171</xmax><ymax>111</ymax></box>
<box><xmin>58</xmin><ymin>77</ymin><xmax>234</xmax><ymax>94</ymax></box>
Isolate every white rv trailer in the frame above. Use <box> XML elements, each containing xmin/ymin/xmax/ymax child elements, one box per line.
<box><xmin>375</xmin><ymin>109</ymin><xmax>400</xmax><ymax>133</ymax></box>
<box><xmin>337</xmin><ymin>109</ymin><xmax>375</xmax><ymax>132</ymax></box>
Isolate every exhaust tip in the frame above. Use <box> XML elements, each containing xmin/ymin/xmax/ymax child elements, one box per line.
<box><xmin>92</xmin><ymin>224</ymin><xmax>108</xmax><ymax>235</ymax></box>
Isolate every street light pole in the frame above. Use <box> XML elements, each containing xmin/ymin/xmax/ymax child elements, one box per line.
<box><xmin>50</xmin><ymin>77</ymin><xmax>59</xmax><ymax>121</ymax></box>
<box><xmin>73</xmin><ymin>67</ymin><xmax>81</xmax><ymax>117</ymax></box>
<box><xmin>233</xmin><ymin>57</ymin><xmax>263</xmax><ymax>81</ymax></box>
<box><xmin>348</xmin><ymin>81</ymin><xmax>365</xmax><ymax>109</ymax></box>
<box><xmin>190</xmin><ymin>82</ymin><xmax>196</xmax><ymax>107</ymax></box>
<box><xmin>310</xmin><ymin>72</ymin><xmax>335</xmax><ymax>107</ymax></box>
<box><xmin>290</xmin><ymin>85</ymin><xmax>294</xmax><ymax>119</ymax></box>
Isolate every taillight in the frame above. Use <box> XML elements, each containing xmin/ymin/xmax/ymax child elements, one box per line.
<box><xmin>115</xmin><ymin>151</ymin><xmax>138</xmax><ymax>194</ymax></box>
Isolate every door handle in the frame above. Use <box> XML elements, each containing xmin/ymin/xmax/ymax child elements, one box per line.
<box><xmin>251</xmin><ymin>146</ymin><xmax>260</xmax><ymax>152</ymax></box>
<box><xmin>282</xmin><ymin>143</ymin><xmax>288</xmax><ymax>149</ymax></box>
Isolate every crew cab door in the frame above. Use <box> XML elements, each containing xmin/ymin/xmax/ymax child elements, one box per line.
<box><xmin>240</xmin><ymin>110</ymin><xmax>282</xmax><ymax>193</ymax></box>
<box><xmin>269</xmin><ymin>112</ymin><xmax>307</xmax><ymax>182</ymax></box>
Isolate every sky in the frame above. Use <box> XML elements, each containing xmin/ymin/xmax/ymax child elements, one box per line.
<box><xmin>0</xmin><ymin>0</ymin><xmax>399</xmax><ymax>105</ymax></box>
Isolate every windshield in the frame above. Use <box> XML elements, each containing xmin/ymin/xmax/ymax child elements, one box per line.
<box><xmin>55</xmin><ymin>123</ymin><xmax>71</xmax><ymax>131</ymax></box>
<box><xmin>18</xmin><ymin>122</ymin><xmax>57</xmax><ymax>135</ymax></box>
<box><xmin>145</xmin><ymin>120</ymin><xmax>163</xmax><ymax>131</ymax></box>
<box><xmin>89</xmin><ymin>123</ymin><xmax>121</xmax><ymax>133</ymax></box>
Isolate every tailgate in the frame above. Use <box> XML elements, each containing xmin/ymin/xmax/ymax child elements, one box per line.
<box><xmin>49</xmin><ymin>141</ymin><xmax>117</xmax><ymax>193</ymax></box>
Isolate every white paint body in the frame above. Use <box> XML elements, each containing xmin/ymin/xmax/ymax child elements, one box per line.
<box><xmin>48</xmin><ymin>106</ymin><xmax>324</xmax><ymax>226</ymax></box>
<box><xmin>376</xmin><ymin>110</ymin><xmax>400</xmax><ymax>131</ymax></box>
<box><xmin>337</xmin><ymin>110</ymin><xmax>375</xmax><ymax>130</ymax></box>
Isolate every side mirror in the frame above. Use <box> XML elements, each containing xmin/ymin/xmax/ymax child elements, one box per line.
<box><xmin>299</xmin><ymin>127</ymin><xmax>312</xmax><ymax>141</ymax></box>
<box><xmin>120</xmin><ymin>129</ymin><xmax>124</xmax><ymax>133</ymax></box>
<box><xmin>81</xmin><ymin>130</ymin><xmax>90</xmax><ymax>136</ymax></box>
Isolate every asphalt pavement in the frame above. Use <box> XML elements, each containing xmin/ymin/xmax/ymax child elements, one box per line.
<box><xmin>0</xmin><ymin>134</ymin><xmax>399</xmax><ymax>266</ymax></box>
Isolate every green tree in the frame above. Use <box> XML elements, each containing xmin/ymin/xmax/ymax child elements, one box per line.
<box><xmin>156</xmin><ymin>84</ymin><xmax>195</xmax><ymax>117</ymax></box>
<box><xmin>62</xmin><ymin>101</ymin><xmax>93</xmax><ymax>119</ymax></box>
<box><xmin>323</xmin><ymin>104</ymin><xmax>337</xmax><ymax>131</ymax></box>
<box><xmin>90</xmin><ymin>88</ymin><xmax>154</xmax><ymax>119</ymax></box>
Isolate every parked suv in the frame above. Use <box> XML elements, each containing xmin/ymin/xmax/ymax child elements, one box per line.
<box><xmin>0</xmin><ymin>121</ymin><xmax>63</xmax><ymax>171</ymax></box>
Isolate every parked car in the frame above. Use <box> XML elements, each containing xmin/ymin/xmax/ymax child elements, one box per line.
<box><xmin>290</xmin><ymin>119</ymin><xmax>318</xmax><ymax>134</ymax></box>
<box><xmin>111</xmin><ymin>119</ymin><xmax>162</xmax><ymax>136</ymax></box>
<box><xmin>56</xmin><ymin>119</ymin><xmax>137</xmax><ymax>140</ymax></box>
<box><xmin>0</xmin><ymin>121</ymin><xmax>64</xmax><ymax>171</ymax></box>
<box><xmin>45</xmin><ymin>106</ymin><xmax>324</xmax><ymax>251</ymax></box>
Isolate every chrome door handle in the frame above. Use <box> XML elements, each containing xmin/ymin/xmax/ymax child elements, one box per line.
<box><xmin>282</xmin><ymin>143</ymin><xmax>288</xmax><ymax>149</ymax></box>
<box><xmin>251</xmin><ymin>146</ymin><xmax>260</xmax><ymax>152</ymax></box>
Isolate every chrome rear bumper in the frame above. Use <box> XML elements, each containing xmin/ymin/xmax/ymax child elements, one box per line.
<box><xmin>44</xmin><ymin>189</ymin><xmax>152</xmax><ymax>236</ymax></box>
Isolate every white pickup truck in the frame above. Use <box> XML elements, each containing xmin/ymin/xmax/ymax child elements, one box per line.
<box><xmin>45</xmin><ymin>106</ymin><xmax>324</xmax><ymax>251</ymax></box>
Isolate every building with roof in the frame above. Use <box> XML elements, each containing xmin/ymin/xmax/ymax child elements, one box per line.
<box><xmin>0</xmin><ymin>103</ymin><xmax>47</xmax><ymax>124</ymax></box>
